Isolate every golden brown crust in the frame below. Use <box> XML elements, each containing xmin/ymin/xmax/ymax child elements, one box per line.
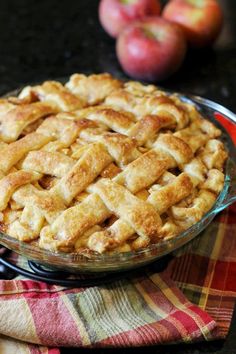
<box><xmin>0</xmin><ymin>170</ymin><xmax>41</xmax><ymax>211</ymax></box>
<box><xmin>0</xmin><ymin>102</ymin><xmax>56</xmax><ymax>142</ymax></box>
<box><xmin>114</xmin><ymin>150</ymin><xmax>170</xmax><ymax>193</ymax></box>
<box><xmin>19</xmin><ymin>81</ymin><xmax>85</xmax><ymax>111</ymax></box>
<box><xmin>148</xmin><ymin>173</ymin><xmax>193</xmax><ymax>214</ymax></box>
<box><xmin>66</xmin><ymin>73</ymin><xmax>122</xmax><ymax>105</ymax></box>
<box><xmin>128</xmin><ymin>114</ymin><xmax>176</xmax><ymax>146</ymax></box>
<box><xmin>154</xmin><ymin>134</ymin><xmax>193</xmax><ymax>167</ymax></box>
<box><xmin>90</xmin><ymin>179</ymin><xmax>162</xmax><ymax>239</ymax></box>
<box><xmin>74</xmin><ymin>106</ymin><xmax>135</xmax><ymax>134</ymax></box>
<box><xmin>0</xmin><ymin>73</ymin><xmax>228</xmax><ymax>254</ymax></box>
<box><xmin>52</xmin><ymin>143</ymin><xmax>112</xmax><ymax>205</ymax></box>
<box><xmin>21</xmin><ymin>150</ymin><xmax>74</xmax><ymax>177</ymax></box>
<box><xmin>0</xmin><ymin>133</ymin><xmax>52</xmax><ymax>173</ymax></box>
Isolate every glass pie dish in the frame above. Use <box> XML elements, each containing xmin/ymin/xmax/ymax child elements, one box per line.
<box><xmin>0</xmin><ymin>85</ymin><xmax>236</xmax><ymax>273</ymax></box>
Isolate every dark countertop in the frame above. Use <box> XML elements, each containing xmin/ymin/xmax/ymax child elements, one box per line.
<box><xmin>0</xmin><ymin>0</ymin><xmax>235</xmax><ymax>113</ymax></box>
<box><xmin>0</xmin><ymin>0</ymin><xmax>235</xmax><ymax>353</ymax></box>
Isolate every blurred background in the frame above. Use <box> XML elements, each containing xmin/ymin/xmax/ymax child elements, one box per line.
<box><xmin>0</xmin><ymin>0</ymin><xmax>235</xmax><ymax>111</ymax></box>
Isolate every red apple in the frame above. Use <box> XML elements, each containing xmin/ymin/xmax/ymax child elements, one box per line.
<box><xmin>116</xmin><ymin>17</ymin><xmax>187</xmax><ymax>81</ymax></box>
<box><xmin>163</xmin><ymin>0</ymin><xmax>223</xmax><ymax>48</ymax></box>
<box><xmin>99</xmin><ymin>0</ymin><xmax>161</xmax><ymax>38</ymax></box>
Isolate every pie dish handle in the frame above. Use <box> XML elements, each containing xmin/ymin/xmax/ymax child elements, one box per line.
<box><xmin>214</xmin><ymin>156</ymin><xmax>236</xmax><ymax>213</ymax></box>
<box><xmin>185</xmin><ymin>94</ymin><xmax>236</xmax><ymax>126</ymax></box>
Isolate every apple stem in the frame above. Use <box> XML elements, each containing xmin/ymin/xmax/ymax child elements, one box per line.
<box><xmin>142</xmin><ymin>28</ymin><xmax>157</xmax><ymax>40</ymax></box>
<box><xmin>120</xmin><ymin>0</ymin><xmax>137</xmax><ymax>5</ymax></box>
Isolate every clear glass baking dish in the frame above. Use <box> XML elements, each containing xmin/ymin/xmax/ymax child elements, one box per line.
<box><xmin>0</xmin><ymin>87</ymin><xmax>236</xmax><ymax>273</ymax></box>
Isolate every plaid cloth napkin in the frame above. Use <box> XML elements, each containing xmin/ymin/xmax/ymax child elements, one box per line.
<box><xmin>0</xmin><ymin>114</ymin><xmax>236</xmax><ymax>353</ymax></box>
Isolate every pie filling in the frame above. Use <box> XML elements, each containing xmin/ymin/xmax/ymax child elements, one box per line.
<box><xmin>0</xmin><ymin>73</ymin><xmax>228</xmax><ymax>254</ymax></box>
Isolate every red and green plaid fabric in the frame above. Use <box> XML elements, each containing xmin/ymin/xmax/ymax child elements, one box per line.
<box><xmin>0</xmin><ymin>115</ymin><xmax>235</xmax><ymax>353</ymax></box>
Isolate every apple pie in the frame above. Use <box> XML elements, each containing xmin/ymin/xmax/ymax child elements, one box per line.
<box><xmin>0</xmin><ymin>73</ymin><xmax>228</xmax><ymax>254</ymax></box>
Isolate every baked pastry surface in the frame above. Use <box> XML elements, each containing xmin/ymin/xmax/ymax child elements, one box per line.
<box><xmin>0</xmin><ymin>73</ymin><xmax>228</xmax><ymax>254</ymax></box>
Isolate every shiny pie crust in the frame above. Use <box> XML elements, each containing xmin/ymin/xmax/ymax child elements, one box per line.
<box><xmin>0</xmin><ymin>73</ymin><xmax>228</xmax><ymax>254</ymax></box>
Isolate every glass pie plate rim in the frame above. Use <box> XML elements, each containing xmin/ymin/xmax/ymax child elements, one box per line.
<box><xmin>0</xmin><ymin>83</ymin><xmax>236</xmax><ymax>273</ymax></box>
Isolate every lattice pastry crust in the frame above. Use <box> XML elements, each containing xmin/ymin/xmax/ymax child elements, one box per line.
<box><xmin>0</xmin><ymin>73</ymin><xmax>228</xmax><ymax>254</ymax></box>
